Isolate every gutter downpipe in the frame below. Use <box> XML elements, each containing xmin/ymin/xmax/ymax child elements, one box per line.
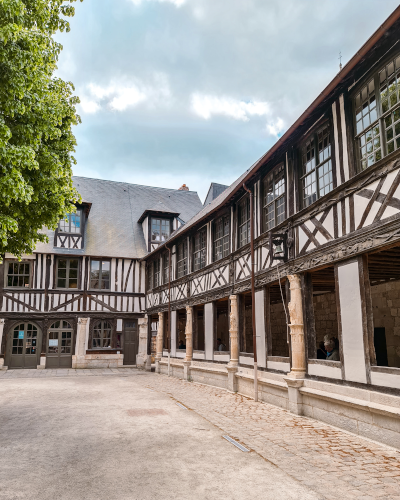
<box><xmin>243</xmin><ymin>183</ymin><xmax>258</xmax><ymax>402</ymax></box>
<box><xmin>166</xmin><ymin>245</ymin><xmax>172</xmax><ymax>377</ymax></box>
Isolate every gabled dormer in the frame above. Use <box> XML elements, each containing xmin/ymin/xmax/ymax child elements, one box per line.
<box><xmin>53</xmin><ymin>201</ymin><xmax>91</xmax><ymax>250</ymax></box>
<box><xmin>138</xmin><ymin>203</ymin><xmax>184</xmax><ymax>253</ymax></box>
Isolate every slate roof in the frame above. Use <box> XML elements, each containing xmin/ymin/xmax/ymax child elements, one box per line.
<box><xmin>204</xmin><ymin>183</ymin><xmax>229</xmax><ymax>206</ymax></box>
<box><xmin>34</xmin><ymin>176</ymin><xmax>203</xmax><ymax>259</ymax></box>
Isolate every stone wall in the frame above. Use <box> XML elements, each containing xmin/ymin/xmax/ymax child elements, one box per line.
<box><xmin>313</xmin><ymin>292</ymin><xmax>338</xmax><ymax>345</ymax></box>
<box><xmin>371</xmin><ymin>281</ymin><xmax>400</xmax><ymax>368</ymax></box>
<box><xmin>270</xmin><ymin>302</ymin><xmax>289</xmax><ymax>357</ymax></box>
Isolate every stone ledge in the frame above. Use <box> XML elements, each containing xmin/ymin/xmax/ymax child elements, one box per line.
<box><xmin>235</xmin><ymin>372</ymin><xmax>288</xmax><ymax>390</ymax></box>
<box><xmin>300</xmin><ymin>387</ymin><xmax>400</xmax><ymax>419</ymax></box>
<box><xmin>190</xmin><ymin>365</ymin><xmax>227</xmax><ymax>375</ymax></box>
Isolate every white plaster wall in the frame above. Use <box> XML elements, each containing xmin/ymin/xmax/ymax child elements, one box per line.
<box><xmin>308</xmin><ymin>363</ymin><xmax>342</xmax><ymax>380</ymax></box>
<box><xmin>214</xmin><ymin>353</ymin><xmax>230</xmax><ymax>362</ymax></box>
<box><xmin>171</xmin><ymin>310</ymin><xmax>177</xmax><ymax>357</ymax></box>
<box><xmin>337</xmin><ymin>261</ymin><xmax>367</xmax><ymax>384</ymax></box>
<box><xmin>267</xmin><ymin>360</ymin><xmax>290</xmax><ymax>372</ymax></box>
<box><xmin>371</xmin><ymin>371</ymin><xmax>400</xmax><ymax>390</ymax></box>
<box><xmin>204</xmin><ymin>302</ymin><xmax>214</xmax><ymax>361</ymax></box>
<box><xmin>239</xmin><ymin>356</ymin><xmax>254</xmax><ymax>366</ymax></box>
<box><xmin>255</xmin><ymin>289</ymin><xmax>266</xmax><ymax>368</ymax></box>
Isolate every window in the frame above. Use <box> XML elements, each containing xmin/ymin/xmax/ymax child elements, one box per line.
<box><xmin>154</xmin><ymin>259</ymin><xmax>161</xmax><ymax>288</ymax></box>
<box><xmin>263</xmin><ymin>164</ymin><xmax>286</xmax><ymax>231</ymax></box>
<box><xmin>90</xmin><ymin>260</ymin><xmax>110</xmax><ymax>290</ymax></box>
<box><xmin>213</xmin><ymin>215</ymin><xmax>230</xmax><ymax>261</ymax></box>
<box><xmin>48</xmin><ymin>321</ymin><xmax>73</xmax><ymax>355</ymax></box>
<box><xmin>92</xmin><ymin>320</ymin><xmax>112</xmax><ymax>349</ymax></box>
<box><xmin>354</xmin><ymin>54</ymin><xmax>400</xmax><ymax>171</ymax></box>
<box><xmin>238</xmin><ymin>197</ymin><xmax>251</xmax><ymax>248</ymax></box>
<box><xmin>59</xmin><ymin>211</ymin><xmax>81</xmax><ymax>233</ymax></box>
<box><xmin>56</xmin><ymin>258</ymin><xmax>79</xmax><ymax>288</ymax></box>
<box><xmin>151</xmin><ymin>218</ymin><xmax>170</xmax><ymax>242</ymax></box>
<box><xmin>163</xmin><ymin>252</ymin><xmax>170</xmax><ymax>283</ymax></box>
<box><xmin>6</xmin><ymin>262</ymin><xmax>31</xmax><ymax>288</ymax></box>
<box><xmin>193</xmin><ymin>228</ymin><xmax>206</xmax><ymax>271</ymax></box>
<box><xmin>177</xmin><ymin>240</ymin><xmax>188</xmax><ymax>279</ymax></box>
<box><xmin>301</xmin><ymin>124</ymin><xmax>333</xmax><ymax>208</ymax></box>
<box><xmin>147</xmin><ymin>261</ymin><xmax>154</xmax><ymax>289</ymax></box>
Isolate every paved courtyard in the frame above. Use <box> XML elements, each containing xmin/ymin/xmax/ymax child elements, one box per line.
<box><xmin>0</xmin><ymin>369</ymin><xmax>399</xmax><ymax>499</ymax></box>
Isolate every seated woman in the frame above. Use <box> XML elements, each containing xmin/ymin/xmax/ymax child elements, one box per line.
<box><xmin>324</xmin><ymin>335</ymin><xmax>340</xmax><ymax>361</ymax></box>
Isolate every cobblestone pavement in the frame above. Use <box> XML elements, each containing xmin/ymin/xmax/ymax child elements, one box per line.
<box><xmin>2</xmin><ymin>368</ymin><xmax>399</xmax><ymax>499</ymax></box>
<box><xmin>141</xmin><ymin>374</ymin><xmax>400</xmax><ymax>500</ymax></box>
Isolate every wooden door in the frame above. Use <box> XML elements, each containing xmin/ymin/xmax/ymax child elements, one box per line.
<box><xmin>123</xmin><ymin>320</ymin><xmax>138</xmax><ymax>365</ymax></box>
<box><xmin>46</xmin><ymin>321</ymin><xmax>73</xmax><ymax>369</ymax></box>
<box><xmin>9</xmin><ymin>323</ymin><xmax>41</xmax><ymax>369</ymax></box>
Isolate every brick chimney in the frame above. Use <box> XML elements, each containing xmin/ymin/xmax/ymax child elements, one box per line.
<box><xmin>178</xmin><ymin>184</ymin><xmax>189</xmax><ymax>191</ymax></box>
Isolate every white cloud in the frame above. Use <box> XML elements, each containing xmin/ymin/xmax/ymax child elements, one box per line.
<box><xmin>266</xmin><ymin>117</ymin><xmax>285</xmax><ymax>138</ymax></box>
<box><xmin>129</xmin><ymin>0</ymin><xmax>185</xmax><ymax>7</ymax></box>
<box><xmin>191</xmin><ymin>93</ymin><xmax>270</xmax><ymax>122</ymax></box>
<box><xmin>78</xmin><ymin>74</ymin><xmax>172</xmax><ymax>114</ymax></box>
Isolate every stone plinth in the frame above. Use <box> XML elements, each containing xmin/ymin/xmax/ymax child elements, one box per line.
<box><xmin>137</xmin><ymin>315</ymin><xmax>148</xmax><ymax>370</ymax></box>
<box><xmin>72</xmin><ymin>353</ymin><xmax>123</xmax><ymax>369</ymax></box>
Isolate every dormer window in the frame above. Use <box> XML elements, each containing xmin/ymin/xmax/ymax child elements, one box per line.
<box><xmin>59</xmin><ymin>211</ymin><xmax>81</xmax><ymax>233</ymax></box>
<box><xmin>151</xmin><ymin>218</ymin><xmax>171</xmax><ymax>243</ymax></box>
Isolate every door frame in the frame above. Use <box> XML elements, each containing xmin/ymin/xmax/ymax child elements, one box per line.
<box><xmin>6</xmin><ymin>320</ymin><xmax>42</xmax><ymax>369</ymax></box>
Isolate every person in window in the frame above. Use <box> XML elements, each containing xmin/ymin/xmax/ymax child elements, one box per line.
<box><xmin>178</xmin><ymin>340</ymin><xmax>186</xmax><ymax>349</ymax></box>
<box><xmin>324</xmin><ymin>335</ymin><xmax>340</xmax><ymax>361</ymax></box>
<box><xmin>317</xmin><ymin>341</ymin><xmax>326</xmax><ymax>359</ymax></box>
<box><xmin>217</xmin><ymin>338</ymin><xmax>226</xmax><ymax>351</ymax></box>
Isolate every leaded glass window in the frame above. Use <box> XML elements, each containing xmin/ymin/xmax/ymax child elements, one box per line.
<box><xmin>59</xmin><ymin>211</ymin><xmax>81</xmax><ymax>233</ymax></box>
<box><xmin>263</xmin><ymin>164</ymin><xmax>286</xmax><ymax>232</ymax></box>
<box><xmin>148</xmin><ymin>261</ymin><xmax>154</xmax><ymax>289</ymax></box>
<box><xmin>92</xmin><ymin>321</ymin><xmax>112</xmax><ymax>349</ymax></box>
<box><xmin>213</xmin><ymin>215</ymin><xmax>230</xmax><ymax>261</ymax></box>
<box><xmin>6</xmin><ymin>262</ymin><xmax>31</xmax><ymax>288</ymax></box>
<box><xmin>354</xmin><ymin>54</ymin><xmax>400</xmax><ymax>171</ymax></box>
<box><xmin>163</xmin><ymin>252</ymin><xmax>170</xmax><ymax>283</ymax></box>
<box><xmin>238</xmin><ymin>197</ymin><xmax>251</xmax><ymax>248</ymax></box>
<box><xmin>193</xmin><ymin>228</ymin><xmax>206</xmax><ymax>271</ymax></box>
<box><xmin>177</xmin><ymin>240</ymin><xmax>188</xmax><ymax>279</ymax></box>
<box><xmin>154</xmin><ymin>259</ymin><xmax>161</xmax><ymax>287</ymax></box>
<box><xmin>301</xmin><ymin>124</ymin><xmax>333</xmax><ymax>208</ymax></box>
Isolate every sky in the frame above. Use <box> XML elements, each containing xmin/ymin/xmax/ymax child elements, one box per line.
<box><xmin>56</xmin><ymin>0</ymin><xmax>400</xmax><ymax>202</ymax></box>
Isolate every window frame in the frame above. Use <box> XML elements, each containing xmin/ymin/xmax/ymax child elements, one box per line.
<box><xmin>163</xmin><ymin>251</ymin><xmax>170</xmax><ymax>284</ymax></box>
<box><xmin>150</xmin><ymin>217</ymin><xmax>172</xmax><ymax>244</ymax></box>
<box><xmin>58</xmin><ymin>210</ymin><xmax>82</xmax><ymax>234</ymax></box>
<box><xmin>5</xmin><ymin>261</ymin><xmax>32</xmax><ymax>289</ymax></box>
<box><xmin>237</xmin><ymin>195</ymin><xmax>251</xmax><ymax>249</ymax></box>
<box><xmin>154</xmin><ymin>258</ymin><xmax>161</xmax><ymax>288</ymax></box>
<box><xmin>89</xmin><ymin>259</ymin><xmax>111</xmax><ymax>290</ymax></box>
<box><xmin>176</xmin><ymin>239</ymin><xmax>188</xmax><ymax>279</ymax></box>
<box><xmin>193</xmin><ymin>227</ymin><xmax>207</xmax><ymax>272</ymax></box>
<box><xmin>56</xmin><ymin>257</ymin><xmax>80</xmax><ymax>289</ymax></box>
<box><xmin>91</xmin><ymin>320</ymin><xmax>113</xmax><ymax>349</ymax></box>
<box><xmin>213</xmin><ymin>214</ymin><xmax>230</xmax><ymax>262</ymax></box>
<box><xmin>352</xmin><ymin>51</ymin><xmax>400</xmax><ymax>172</ymax></box>
<box><xmin>262</xmin><ymin>163</ymin><xmax>286</xmax><ymax>232</ymax></box>
<box><xmin>299</xmin><ymin>121</ymin><xmax>334</xmax><ymax>209</ymax></box>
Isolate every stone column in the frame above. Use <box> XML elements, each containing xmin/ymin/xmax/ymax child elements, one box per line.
<box><xmin>0</xmin><ymin>319</ymin><xmax>5</xmax><ymax>370</ymax></box>
<box><xmin>227</xmin><ymin>295</ymin><xmax>239</xmax><ymax>392</ymax></box>
<box><xmin>284</xmin><ymin>274</ymin><xmax>306</xmax><ymax>415</ymax></box>
<box><xmin>155</xmin><ymin>312</ymin><xmax>164</xmax><ymax>374</ymax></box>
<box><xmin>183</xmin><ymin>305</ymin><xmax>193</xmax><ymax>381</ymax></box>
<box><xmin>72</xmin><ymin>317</ymin><xmax>89</xmax><ymax>369</ymax></box>
<box><xmin>137</xmin><ymin>315</ymin><xmax>149</xmax><ymax>370</ymax></box>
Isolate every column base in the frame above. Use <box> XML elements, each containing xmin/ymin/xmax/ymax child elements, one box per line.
<box><xmin>145</xmin><ymin>355</ymin><xmax>152</xmax><ymax>371</ymax></box>
<box><xmin>183</xmin><ymin>360</ymin><xmax>191</xmax><ymax>381</ymax></box>
<box><xmin>155</xmin><ymin>359</ymin><xmax>161</xmax><ymax>374</ymax></box>
<box><xmin>37</xmin><ymin>356</ymin><xmax>46</xmax><ymax>370</ymax></box>
<box><xmin>227</xmin><ymin>364</ymin><xmax>238</xmax><ymax>393</ymax></box>
<box><xmin>284</xmin><ymin>376</ymin><xmax>305</xmax><ymax>415</ymax></box>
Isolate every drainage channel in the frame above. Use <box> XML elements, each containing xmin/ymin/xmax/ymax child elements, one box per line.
<box><xmin>223</xmin><ymin>436</ymin><xmax>250</xmax><ymax>452</ymax></box>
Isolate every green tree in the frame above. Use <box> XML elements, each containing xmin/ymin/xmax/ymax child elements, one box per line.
<box><xmin>0</xmin><ymin>0</ymin><xmax>82</xmax><ymax>259</ymax></box>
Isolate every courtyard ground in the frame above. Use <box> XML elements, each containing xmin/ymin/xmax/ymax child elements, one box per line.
<box><xmin>0</xmin><ymin>368</ymin><xmax>399</xmax><ymax>499</ymax></box>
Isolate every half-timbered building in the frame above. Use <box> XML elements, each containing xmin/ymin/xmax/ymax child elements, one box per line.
<box><xmin>144</xmin><ymin>7</ymin><xmax>400</xmax><ymax>449</ymax></box>
<box><xmin>0</xmin><ymin>177</ymin><xmax>202</xmax><ymax>370</ymax></box>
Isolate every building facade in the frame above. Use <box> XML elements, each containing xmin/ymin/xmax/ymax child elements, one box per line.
<box><xmin>143</xmin><ymin>9</ymin><xmax>400</xmax><ymax>449</ymax></box>
<box><xmin>0</xmin><ymin>177</ymin><xmax>202</xmax><ymax>370</ymax></box>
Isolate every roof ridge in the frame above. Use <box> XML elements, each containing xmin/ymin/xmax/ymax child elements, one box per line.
<box><xmin>72</xmin><ymin>175</ymin><xmax>199</xmax><ymax>194</ymax></box>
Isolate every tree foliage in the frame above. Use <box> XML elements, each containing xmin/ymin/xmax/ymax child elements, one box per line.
<box><xmin>0</xmin><ymin>0</ymin><xmax>82</xmax><ymax>258</ymax></box>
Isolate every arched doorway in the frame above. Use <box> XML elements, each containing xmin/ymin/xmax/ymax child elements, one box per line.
<box><xmin>8</xmin><ymin>322</ymin><xmax>41</xmax><ymax>369</ymax></box>
<box><xmin>47</xmin><ymin>320</ymin><xmax>74</xmax><ymax>369</ymax></box>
